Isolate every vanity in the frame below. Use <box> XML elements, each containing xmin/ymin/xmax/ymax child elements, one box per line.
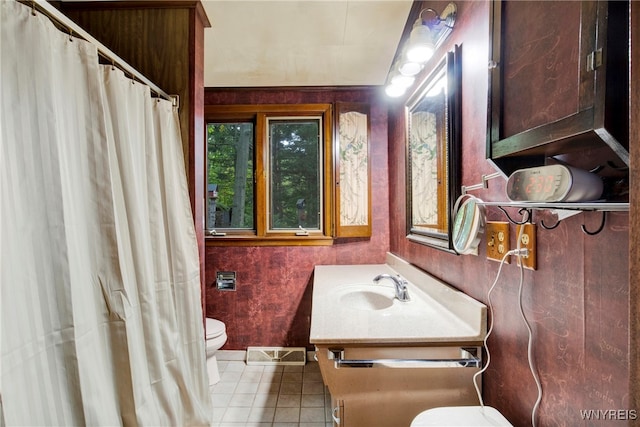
<box><xmin>310</xmin><ymin>253</ymin><xmax>487</xmax><ymax>426</ymax></box>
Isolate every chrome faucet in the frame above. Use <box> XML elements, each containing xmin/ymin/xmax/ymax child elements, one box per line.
<box><xmin>373</xmin><ymin>274</ymin><xmax>411</xmax><ymax>302</ymax></box>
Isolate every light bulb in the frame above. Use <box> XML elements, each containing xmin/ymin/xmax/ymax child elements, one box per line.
<box><xmin>406</xmin><ymin>44</ymin><xmax>435</xmax><ymax>63</ymax></box>
<box><xmin>391</xmin><ymin>73</ymin><xmax>415</xmax><ymax>88</ymax></box>
<box><xmin>398</xmin><ymin>61</ymin><xmax>422</xmax><ymax>76</ymax></box>
<box><xmin>406</xmin><ymin>22</ymin><xmax>435</xmax><ymax>63</ymax></box>
<box><xmin>385</xmin><ymin>83</ymin><xmax>406</xmax><ymax>98</ymax></box>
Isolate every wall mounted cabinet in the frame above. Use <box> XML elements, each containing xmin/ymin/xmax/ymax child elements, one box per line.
<box><xmin>487</xmin><ymin>0</ymin><xmax>629</xmax><ymax>199</ymax></box>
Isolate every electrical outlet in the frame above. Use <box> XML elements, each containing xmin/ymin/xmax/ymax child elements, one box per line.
<box><xmin>486</xmin><ymin>221</ymin><xmax>510</xmax><ymax>263</ymax></box>
<box><xmin>516</xmin><ymin>223</ymin><xmax>537</xmax><ymax>270</ymax></box>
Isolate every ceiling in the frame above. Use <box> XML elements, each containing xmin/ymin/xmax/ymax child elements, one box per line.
<box><xmin>200</xmin><ymin>1</ymin><xmax>413</xmax><ymax>87</ymax></box>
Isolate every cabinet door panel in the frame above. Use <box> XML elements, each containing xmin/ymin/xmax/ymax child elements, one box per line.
<box><xmin>316</xmin><ymin>345</ymin><xmax>481</xmax><ymax>427</ymax></box>
<box><xmin>502</xmin><ymin>1</ymin><xmax>583</xmax><ymax>137</ymax></box>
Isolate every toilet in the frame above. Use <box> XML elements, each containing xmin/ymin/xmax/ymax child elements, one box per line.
<box><xmin>411</xmin><ymin>406</ymin><xmax>513</xmax><ymax>426</ymax></box>
<box><xmin>205</xmin><ymin>317</ymin><xmax>227</xmax><ymax>385</ymax></box>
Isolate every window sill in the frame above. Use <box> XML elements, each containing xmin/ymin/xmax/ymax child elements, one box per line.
<box><xmin>205</xmin><ymin>235</ymin><xmax>334</xmax><ymax>247</ymax></box>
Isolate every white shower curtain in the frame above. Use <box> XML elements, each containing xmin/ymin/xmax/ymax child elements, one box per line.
<box><xmin>0</xmin><ymin>1</ymin><xmax>212</xmax><ymax>425</ymax></box>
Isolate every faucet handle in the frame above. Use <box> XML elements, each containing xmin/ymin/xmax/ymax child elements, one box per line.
<box><xmin>396</xmin><ymin>275</ymin><xmax>411</xmax><ymax>301</ymax></box>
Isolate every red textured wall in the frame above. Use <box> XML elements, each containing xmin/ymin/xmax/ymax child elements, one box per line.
<box><xmin>388</xmin><ymin>2</ymin><xmax>631</xmax><ymax>426</ymax></box>
<box><xmin>203</xmin><ymin>3</ymin><xmax>632</xmax><ymax>424</ymax></box>
<box><xmin>203</xmin><ymin>87</ymin><xmax>390</xmax><ymax>350</ymax></box>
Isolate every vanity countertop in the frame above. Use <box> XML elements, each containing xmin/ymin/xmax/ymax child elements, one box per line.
<box><xmin>309</xmin><ymin>253</ymin><xmax>486</xmax><ymax>345</ymax></box>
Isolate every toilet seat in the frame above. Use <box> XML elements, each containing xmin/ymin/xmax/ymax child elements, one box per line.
<box><xmin>411</xmin><ymin>406</ymin><xmax>513</xmax><ymax>426</ymax></box>
<box><xmin>206</xmin><ymin>318</ymin><xmax>226</xmax><ymax>339</ymax></box>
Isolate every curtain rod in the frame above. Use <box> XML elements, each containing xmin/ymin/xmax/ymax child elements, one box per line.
<box><xmin>28</xmin><ymin>0</ymin><xmax>176</xmax><ymax>106</ymax></box>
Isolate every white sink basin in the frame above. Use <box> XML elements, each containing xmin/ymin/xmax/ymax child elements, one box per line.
<box><xmin>310</xmin><ymin>261</ymin><xmax>487</xmax><ymax>344</ymax></box>
<box><xmin>334</xmin><ymin>284</ymin><xmax>395</xmax><ymax>311</ymax></box>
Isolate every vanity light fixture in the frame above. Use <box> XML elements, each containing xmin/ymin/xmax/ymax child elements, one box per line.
<box><xmin>406</xmin><ymin>15</ymin><xmax>436</xmax><ymax>63</ymax></box>
<box><xmin>385</xmin><ymin>3</ymin><xmax>457</xmax><ymax>98</ymax></box>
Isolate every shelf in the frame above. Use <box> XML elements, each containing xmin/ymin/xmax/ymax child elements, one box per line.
<box><xmin>477</xmin><ymin>201</ymin><xmax>629</xmax><ymax>212</ymax></box>
<box><xmin>475</xmin><ymin>201</ymin><xmax>628</xmax><ymax>235</ymax></box>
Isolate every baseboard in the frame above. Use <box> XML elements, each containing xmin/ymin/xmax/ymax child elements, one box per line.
<box><xmin>216</xmin><ymin>349</ymin><xmax>317</xmax><ymax>363</ymax></box>
<box><xmin>216</xmin><ymin>350</ymin><xmax>246</xmax><ymax>361</ymax></box>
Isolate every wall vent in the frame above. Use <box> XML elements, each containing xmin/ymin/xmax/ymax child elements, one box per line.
<box><xmin>246</xmin><ymin>347</ymin><xmax>306</xmax><ymax>366</ymax></box>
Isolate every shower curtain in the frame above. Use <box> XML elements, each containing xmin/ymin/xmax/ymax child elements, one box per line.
<box><xmin>0</xmin><ymin>1</ymin><xmax>212</xmax><ymax>425</ymax></box>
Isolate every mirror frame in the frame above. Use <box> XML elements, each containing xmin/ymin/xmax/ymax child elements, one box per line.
<box><xmin>405</xmin><ymin>45</ymin><xmax>462</xmax><ymax>252</ymax></box>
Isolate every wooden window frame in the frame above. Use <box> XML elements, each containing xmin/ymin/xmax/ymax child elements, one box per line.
<box><xmin>205</xmin><ymin>104</ymin><xmax>334</xmax><ymax>246</ymax></box>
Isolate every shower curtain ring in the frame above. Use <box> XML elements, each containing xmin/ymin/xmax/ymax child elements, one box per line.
<box><xmin>68</xmin><ymin>28</ymin><xmax>73</xmax><ymax>41</ymax></box>
<box><xmin>31</xmin><ymin>1</ymin><xmax>36</xmax><ymax>16</ymax></box>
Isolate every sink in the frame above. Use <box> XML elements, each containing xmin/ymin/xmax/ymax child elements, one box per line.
<box><xmin>310</xmin><ymin>262</ymin><xmax>488</xmax><ymax>345</ymax></box>
<box><xmin>334</xmin><ymin>284</ymin><xmax>395</xmax><ymax>311</ymax></box>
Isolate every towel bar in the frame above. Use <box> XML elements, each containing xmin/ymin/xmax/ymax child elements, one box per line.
<box><xmin>327</xmin><ymin>348</ymin><xmax>481</xmax><ymax>369</ymax></box>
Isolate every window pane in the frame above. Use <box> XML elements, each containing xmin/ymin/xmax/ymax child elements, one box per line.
<box><xmin>268</xmin><ymin>119</ymin><xmax>321</xmax><ymax>230</ymax></box>
<box><xmin>206</xmin><ymin>122</ymin><xmax>254</xmax><ymax>230</ymax></box>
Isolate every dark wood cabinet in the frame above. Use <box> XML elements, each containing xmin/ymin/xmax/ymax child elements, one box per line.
<box><xmin>487</xmin><ymin>0</ymin><xmax>629</xmax><ymax>199</ymax></box>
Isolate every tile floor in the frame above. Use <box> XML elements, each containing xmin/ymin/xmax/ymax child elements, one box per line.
<box><xmin>210</xmin><ymin>359</ymin><xmax>333</xmax><ymax>427</ymax></box>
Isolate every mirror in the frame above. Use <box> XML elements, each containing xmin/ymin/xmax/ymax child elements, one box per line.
<box><xmin>406</xmin><ymin>45</ymin><xmax>461</xmax><ymax>252</ymax></box>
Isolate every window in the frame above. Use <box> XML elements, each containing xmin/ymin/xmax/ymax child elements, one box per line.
<box><xmin>206</xmin><ymin>122</ymin><xmax>254</xmax><ymax>230</ymax></box>
<box><xmin>205</xmin><ymin>104</ymin><xmax>333</xmax><ymax>246</ymax></box>
<box><xmin>267</xmin><ymin>117</ymin><xmax>322</xmax><ymax>232</ymax></box>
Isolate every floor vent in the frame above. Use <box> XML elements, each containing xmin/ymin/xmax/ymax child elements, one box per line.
<box><xmin>246</xmin><ymin>347</ymin><xmax>307</xmax><ymax>366</ymax></box>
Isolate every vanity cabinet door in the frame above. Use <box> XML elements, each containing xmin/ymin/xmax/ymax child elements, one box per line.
<box><xmin>315</xmin><ymin>345</ymin><xmax>481</xmax><ymax>427</ymax></box>
<box><xmin>487</xmin><ymin>0</ymin><xmax>629</xmax><ymax>180</ymax></box>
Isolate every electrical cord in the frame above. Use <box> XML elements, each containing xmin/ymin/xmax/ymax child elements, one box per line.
<box><xmin>472</xmin><ymin>224</ymin><xmax>543</xmax><ymax>427</ymax></box>
<box><xmin>516</xmin><ymin>226</ymin><xmax>543</xmax><ymax>427</ymax></box>
<box><xmin>472</xmin><ymin>247</ymin><xmax>512</xmax><ymax>407</ymax></box>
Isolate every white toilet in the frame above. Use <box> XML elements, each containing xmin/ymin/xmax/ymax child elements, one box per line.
<box><xmin>205</xmin><ymin>317</ymin><xmax>227</xmax><ymax>385</ymax></box>
<box><xmin>411</xmin><ymin>406</ymin><xmax>513</xmax><ymax>426</ymax></box>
